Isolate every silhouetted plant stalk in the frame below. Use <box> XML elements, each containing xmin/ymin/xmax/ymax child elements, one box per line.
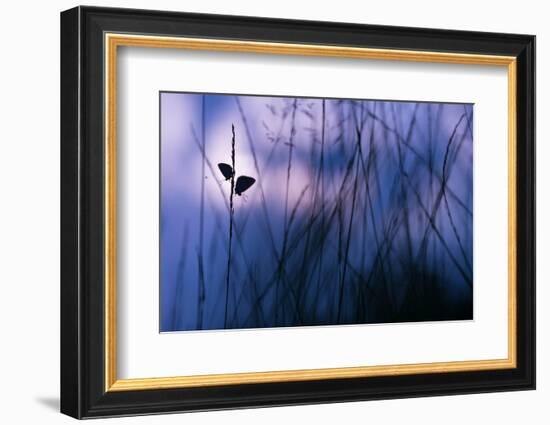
<box><xmin>235</xmin><ymin>98</ymin><xmax>279</xmax><ymax>260</ymax></box>
<box><xmin>338</xmin><ymin>105</ymin><xmax>364</xmax><ymax>323</ymax></box>
<box><xmin>275</xmin><ymin>98</ymin><xmax>298</xmax><ymax>324</ymax></box>
<box><xmin>172</xmin><ymin>223</ymin><xmax>189</xmax><ymax>330</ymax></box>
<box><xmin>311</xmin><ymin>99</ymin><xmax>326</xmax><ymax>319</ymax></box>
<box><xmin>197</xmin><ymin>95</ymin><xmax>206</xmax><ymax>330</ymax></box>
<box><xmin>441</xmin><ymin>113</ymin><xmax>472</xmax><ymax>274</ymax></box>
<box><xmin>224</xmin><ymin>124</ymin><xmax>236</xmax><ymax>328</ymax></box>
<box><xmin>190</xmin><ymin>124</ymin><xmax>260</xmax><ymax>325</ymax></box>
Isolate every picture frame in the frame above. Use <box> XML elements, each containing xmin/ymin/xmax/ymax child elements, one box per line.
<box><xmin>60</xmin><ymin>5</ymin><xmax>535</xmax><ymax>419</ymax></box>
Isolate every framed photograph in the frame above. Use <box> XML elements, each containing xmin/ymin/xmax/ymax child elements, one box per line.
<box><xmin>60</xmin><ymin>6</ymin><xmax>535</xmax><ymax>419</ymax></box>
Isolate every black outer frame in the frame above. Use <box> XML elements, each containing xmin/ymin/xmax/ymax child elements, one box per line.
<box><xmin>60</xmin><ymin>6</ymin><xmax>535</xmax><ymax>419</ymax></box>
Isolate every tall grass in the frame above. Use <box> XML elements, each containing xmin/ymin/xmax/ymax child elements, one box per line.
<box><xmin>196</xmin><ymin>95</ymin><xmax>206</xmax><ymax>330</ymax></box>
<box><xmin>223</xmin><ymin>124</ymin><xmax>237</xmax><ymax>328</ymax></box>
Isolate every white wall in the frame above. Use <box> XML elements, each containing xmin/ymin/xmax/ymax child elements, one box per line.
<box><xmin>0</xmin><ymin>1</ymin><xmax>545</xmax><ymax>423</ymax></box>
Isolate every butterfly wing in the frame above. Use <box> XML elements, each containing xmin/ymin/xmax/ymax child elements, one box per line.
<box><xmin>235</xmin><ymin>176</ymin><xmax>256</xmax><ymax>196</ymax></box>
<box><xmin>217</xmin><ymin>163</ymin><xmax>234</xmax><ymax>180</ymax></box>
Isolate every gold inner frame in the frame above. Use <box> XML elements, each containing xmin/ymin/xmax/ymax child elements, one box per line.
<box><xmin>104</xmin><ymin>33</ymin><xmax>517</xmax><ymax>392</ymax></box>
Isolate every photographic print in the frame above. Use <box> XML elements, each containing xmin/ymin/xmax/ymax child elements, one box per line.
<box><xmin>160</xmin><ymin>92</ymin><xmax>473</xmax><ymax>332</ymax></box>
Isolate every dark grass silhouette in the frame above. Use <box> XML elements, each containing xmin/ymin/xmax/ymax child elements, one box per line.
<box><xmin>223</xmin><ymin>124</ymin><xmax>236</xmax><ymax>328</ymax></box>
<box><xmin>160</xmin><ymin>93</ymin><xmax>473</xmax><ymax>332</ymax></box>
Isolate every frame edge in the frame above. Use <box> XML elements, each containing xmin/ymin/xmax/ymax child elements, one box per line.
<box><xmin>60</xmin><ymin>6</ymin><xmax>83</xmax><ymax>420</ymax></box>
<box><xmin>516</xmin><ymin>34</ymin><xmax>536</xmax><ymax>391</ymax></box>
<box><xmin>62</xmin><ymin>6</ymin><xmax>536</xmax><ymax>418</ymax></box>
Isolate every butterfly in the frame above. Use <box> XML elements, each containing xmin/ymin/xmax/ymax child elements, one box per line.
<box><xmin>217</xmin><ymin>163</ymin><xmax>234</xmax><ymax>181</ymax></box>
<box><xmin>217</xmin><ymin>163</ymin><xmax>256</xmax><ymax>196</ymax></box>
<box><xmin>235</xmin><ymin>176</ymin><xmax>256</xmax><ymax>196</ymax></box>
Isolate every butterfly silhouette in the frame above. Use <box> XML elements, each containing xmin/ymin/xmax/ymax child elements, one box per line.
<box><xmin>235</xmin><ymin>176</ymin><xmax>256</xmax><ymax>196</ymax></box>
<box><xmin>217</xmin><ymin>163</ymin><xmax>234</xmax><ymax>181</ymax></box>
<box><xmin>217</xmin><ymin>163</ymin><xmax>256</xmax><ymax>196</ymax></box>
